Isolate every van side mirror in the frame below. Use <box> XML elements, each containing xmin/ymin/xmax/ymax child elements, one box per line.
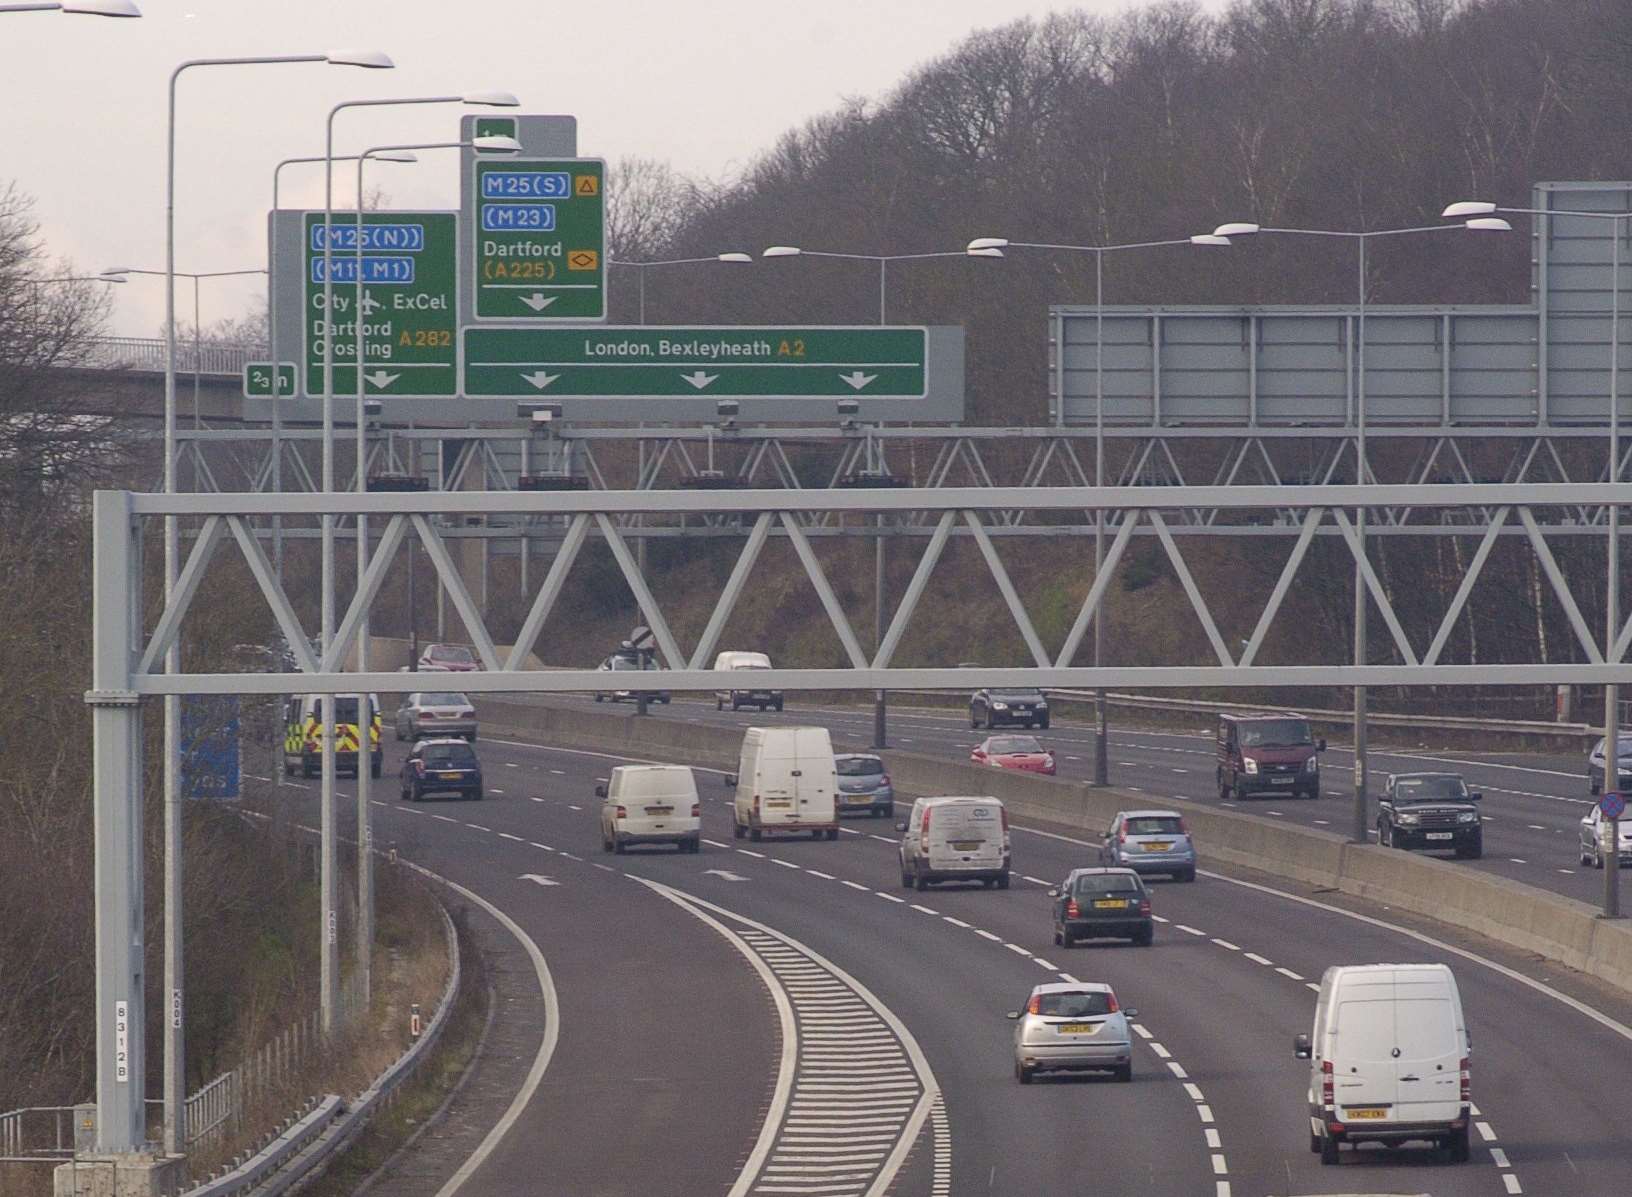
<box><xmin>1470</xmin><ymin>792</ymin><xmax>1483</xmax><ymax>802</ymax></box>
<box><xmin>1047</xmin><ymin>887</ymin><xmax>1059</xmax><ymax>898</ymax></box>
<box><xmin>595</xmin><ymin>784</ymin><xmax>607</xmax><ymax>799</ymax></box>
<box><xmin>1318</xmin><ymin>738</ymin><xmax>1328</xmax><ymax>752</ymax></box>
<box><xmin>1005</xmin><ymin>1011</ymin><xmax>1021</xmax><ymax>1020</ymax></box>
<box><xmin>1123</xmin><ymin>1008</ymin><xmax>1138</xmax><ymax>1019</ymax></box>
<box><xmin>895</xmin><ymin>822</ymin><xmax>908</xmax><ymax>833</ymax></box>
<box><xmin>1293</xmin><ymin>1033</ymin><xmax>1312</xmax><ymax>1059</ymax></box>
<box><xmin>724</xmin><ymin>775</ymin><xmax>737</xmax><ymax>787</ymax></box>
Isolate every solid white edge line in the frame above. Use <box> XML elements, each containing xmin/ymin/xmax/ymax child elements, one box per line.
<box><xmin>636</xmin><ymin>880</ymin><xmax>797</xmax><ymax>1197</ymax></box>
<box><xmin>409</xmin><ymin>862</ymin><xmax>559</xmax><ymax>1197</ymax></box>
<box><xmin>642</xmin><ymin>882</ymin><xmax>941</xmax><ymax>1197</ymax></box>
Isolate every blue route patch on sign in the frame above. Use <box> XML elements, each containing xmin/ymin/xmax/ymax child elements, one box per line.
<box><xmin>182</xmin><ymin>695</ymin><xmax>240</xmax><ymax>801</ymax></box>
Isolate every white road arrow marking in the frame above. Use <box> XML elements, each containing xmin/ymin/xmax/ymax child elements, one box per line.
<box><xmin>680</xmin><ymin>371</ymin><xmax>719</xmax><ymax>390</ymax></box>
<box><xmin>518</xmin><ymin>874</ymin><xmax>561</xmax><ymax>887</ymax></box>
<box><xmin>363</xmin><ymin>370</ymin><xmax>400</xmax><ymax>389</ymax></box>
<box><xmin>703</xmin><ymin>869</ymin><xmax>750</xmax><ymax>882</ymax></box>
<box><xmin>839</xmin><ymin>371</ymin><xmax>878</xmax><ymax>390</ymax></box>
<box><xmin>358</xmin><ymin>294</ymin><xmax>383</xmax><ymax>315</ymax></box>
<box><xmin>519</xmin><ymin>293</ymin><xmax>557</xmax><ymax>312</ymax></box>
<box><xmin>521</xmin><ymin>370</ymin><xmax>560</xmax><ymax>390</ymax></box>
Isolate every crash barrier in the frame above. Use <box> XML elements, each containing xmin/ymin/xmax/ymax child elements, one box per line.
<box><xmin>476</xmin><ymin>696</ymin><xmax>1632</xmax><ymax>996</ymax></box>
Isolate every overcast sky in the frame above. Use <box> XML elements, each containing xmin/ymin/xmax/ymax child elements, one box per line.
<box><xmin>7</xmin><ymin>0</ymin><xmax>1202</xmax><ymax>337</ymax></box>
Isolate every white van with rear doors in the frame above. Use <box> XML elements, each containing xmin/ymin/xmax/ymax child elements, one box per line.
<box><xmin>727</xmin><ymin>726</ymin><xmax>838</xmax><ymax>841</ymax></box>
<box><xmin>1294</xmin><ymin>962</ymin><xmax>1471</xmax><ymax>1166</ymax></box>
<box><xmin>898</xmin><ymin>796</ymin><xmax>1011</xmax><ymax>890</ymax></box>
<box><xmin>597</xmin><ymin>765</ymin><xmax>701</xmax><ymax>854</ymax></box>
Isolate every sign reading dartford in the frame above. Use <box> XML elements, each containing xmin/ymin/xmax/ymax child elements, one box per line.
<box><xmin>303</xmin><ymin>211</ymin><xmax>457</xmax><ymax>397</ymax></box>
<box><xmin>472</xmin><ymin>157</ymin><xmax>604</xmax><ymax>320</ymax></box>
<box><xmin>463</xmin><ymin>326</ymin><xmax>929</xmax><ymax>397</ymax></box>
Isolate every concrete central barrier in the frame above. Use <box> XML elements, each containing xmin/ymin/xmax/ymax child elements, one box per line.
<box><xmin>474</xmin><ymin>696</ymin><xmax>1632</xmax><ymax>996</ymax></box>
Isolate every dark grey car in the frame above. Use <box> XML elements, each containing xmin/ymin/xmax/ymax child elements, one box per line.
<box><xmin>970</xmin><ymin>687</ymin><xmax>1050</xmax><ymax>729</ymax></box>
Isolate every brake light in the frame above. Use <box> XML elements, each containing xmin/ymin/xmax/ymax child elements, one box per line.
<box><xmin>615</xmin><ymin>805</ymin><xmax>627</xmax><ymax>819</ymax></box>
<box><xmin>921</xmin><ymin>807</ymin><xmax>932</xmax><ymax>851</ymax></box>
<box><xmin>880</xmin><ymin>774</ymin><xmax>891</xmax><ymax>787</ymax></box>
<box><xmin>753</xmin><ymin>794</ymin><xmax>761</xmax><ymax>813</ymax></box>
<box><xmin>1178</xmin><ymin>817</ymin><xmax>1189</xmax><ymax>835</ymax></box>
<box><xmin>691</xmin><ymin>803</ymin><xmax>701</xmax><ymax>818</ymax></box>
<box><xmin>1026</xmin><ymin>993</ymin><xmax>1041</xmax><ymax>1015</ymax></box>
<box><xmin>413</xmin><ymin>760</ymin><xmax>425</xmax><ymax>776</ymax></box>
<box><xmin>999</xmin><ymin>806</ymin><xmax>1009</xmax><ymax>832</ymax></box>
<box><xmin>1066</xmin><ymin>898</ymin><xmax>1080</xmax><ymax>917</ymax></box>
<box><xmin>1321</xmin><ymin>1059</ymin><xmax>1334</xmax><ymax>1108</ymax></box>
<box><xmin>1459</xmin><ymin>1057</ymin><xmax>1470</xmax><ymax>1102</ymax></box>
<box><xmin>1105</xmin><ymin>991</ymin><xmax>1119</xmax><ymax>1013</ymax></box>
<box><xmin>1138</xmin><ymin>898</ymin><xmax>1151</xmax><ymax>915</ymax></box>
<box><xmin>1118</xmin><ymin>828</ymin><xmax>1128</xmax><ymax>843</ymax></box>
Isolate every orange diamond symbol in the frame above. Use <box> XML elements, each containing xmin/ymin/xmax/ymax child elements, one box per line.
<box><xmin>567</xmin><ymin>249</ymin><xmax>599</xmax><ymax>271</ymax></box>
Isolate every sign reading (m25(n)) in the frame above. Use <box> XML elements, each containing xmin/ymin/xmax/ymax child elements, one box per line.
<box><xmin>472</xmin><ymin>157</ymin><xmax>604</xmax><ymax>321</ymax></box>
<box><xmin>462</xmin><ymin>326</ymin><xmax>929</xmax><ymax>397</ymax></box>
<box><xmin>303</xmin><ymin>211</ymin><xmax>458</xmax><ymax>397</ymax></box>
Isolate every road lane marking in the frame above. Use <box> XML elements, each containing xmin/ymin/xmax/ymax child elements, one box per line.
<box><xmin>1176</xmin><ymin>924</ymin><xmax>1205</xmax><ymax>936</ymax></box>
<box><xmin>1210</xmin><ymin>938</ymin><xmax>1239</xmax><ymax>951</ymax></box>
<box><xmin>1244</xmin><ymin>952</ymin><xmax>1272</xmax><ymax>966</ymax></box>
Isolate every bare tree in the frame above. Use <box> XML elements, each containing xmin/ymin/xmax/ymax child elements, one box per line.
<box><xmin>605</xmin><ymin>156</ymin><xmax>707</xmax><ymax>262</ymax></box>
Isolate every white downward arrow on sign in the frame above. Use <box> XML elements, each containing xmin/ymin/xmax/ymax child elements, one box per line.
<box><xmin>703</xmin><ymin>869</ymin><xmax>750</xmax><ymax>882</ymax></box>
<box><xmin>681</xmin><ymin>371</ymin><xmax>719</xmax><ymax>390</ymax></box>
<box><xmin>363</xmin><ymin>370</ymin><xmax>400</xmax><ymax>389</ymax></box>
<box><xmin>521</xmin><ymin>370</ymin><xmax>560</xmax><ymax>390</ymax></box>
<box><xmin>839</xmin><ymin>371</ymin><xmax>878</xmax><ymax>390</ymax></box>
<box><xmin>519</xmin><ymin>293</ymin><xmax>557</xmax><ymax>312</ymax></box>
<box><xmin>518</xmin><ymin>874</ymin><xmax>561</xmax><ymax>887</ymax></box>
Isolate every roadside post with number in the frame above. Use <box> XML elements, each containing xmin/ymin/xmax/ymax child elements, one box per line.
<box><xmin>471</xmin><ymin>157</ymin><xmax>605</xmax><ymax>320</ymax></box>
<box><xmin>243</xmin><ymin>362</ymin><xmax>296</xmax><ymax>398</ymax></box>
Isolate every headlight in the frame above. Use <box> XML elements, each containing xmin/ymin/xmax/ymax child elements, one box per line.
<box><xmin>991</xmin><ymin>702</ymin><xmax>1008</xmax><ymax>710</ymax></box>
<box><xmin>1397</xmin><ymin>811</ymin><xmax>1421</xmax><ymax>825</ymax></box>
<box><xmin>1458</xmin><ymin>811</ymin><xmax>1479</xmax><ymax>823</ymax></box>
<box><xmin>1036</xmin><ymin>700</ymin><xmax>1048</xmax><ymax>709</ymax></box>
<box><xmin>1304</xmin><ymin>756</ymin><xmax>1319</xmax><ymax>774</ymax></box>
<box><xmin>1243</xmin><ymin>758</ymin><xmax>1259</xmax><ymax>775</ymax></box>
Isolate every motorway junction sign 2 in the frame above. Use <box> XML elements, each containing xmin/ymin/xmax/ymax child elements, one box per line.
<box><xmin>303</xmin><ymin>211</ymin><xmax>458</xmax><ymax>398</ymax></box>
<box><xmin>471</xmin><ymin>157</ymin><xmax>605</xmax><ymax>321</ymax></box>
<box><xmin>462</xmin><ymin>326</ymin><xmax>930</xmax><ymax>397</ymax></box>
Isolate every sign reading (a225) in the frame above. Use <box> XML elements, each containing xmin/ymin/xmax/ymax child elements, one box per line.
<box><xmin>472</xmin><ymin>157</ymin><xmax>604</xmax><ymax>321</ymax></box>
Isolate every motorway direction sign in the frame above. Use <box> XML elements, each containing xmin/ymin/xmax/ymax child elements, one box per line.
<box><xmin>303</xmin><ymin>211</ymin><xmax>458</xmax><ymax>398</ymax></box>
<box><xmin>471</xmin><ymin>157</ymin><xmax>604</xmax><ymax>320</ymax></box>
<box><xmin>181</xmin><ymin>695</ymin><xmax>240</xmax><ymax>801</ymax></box>
<box><xmin>1602</xmin><ymin>791</ymin><xmax>1627</xmax><ymax>820</ymax></box>
<box><xmin>463</xmin><ymin>326</ymin><xmax>929</xmax><ymax>397</ymax></box>
<box><xmin>243</xmin><ymin>361</ymin><xmax>296</xmax><ymax>398</ymax></box>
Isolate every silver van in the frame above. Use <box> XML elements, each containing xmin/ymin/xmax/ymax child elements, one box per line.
<box><xmin>897</xmin><ymin>796</ymin><xmax>1010</xmax><ymax>891</ymax></box>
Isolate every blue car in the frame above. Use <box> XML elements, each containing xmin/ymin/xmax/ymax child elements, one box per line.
<box><xmin>835</xmin><ymin>753</ymin><xmax>894</xmax><ymax>818</ymax></box>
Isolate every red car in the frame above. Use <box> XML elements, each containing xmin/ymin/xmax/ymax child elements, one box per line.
<box><xmin>972</xmin><ymin>734</ymin><xmax>1056</xmax><ymax>776</ymax></box>
<box><xmin>418</xmin><ymin>643</ymin><xmax>481</xmax><ymax>672</ymax></box>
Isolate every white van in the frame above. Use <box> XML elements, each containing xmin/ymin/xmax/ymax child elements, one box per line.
<box><xmin>714</xmin><ymin>651</ymin><xmax>784</xmax><ymax>712</ymax></box>
<box><xmin>897</xmin><ymin>796</ymin><xmax>1011</xmax><ymax>890</ymax></box>
<box><xmin>1294</xmin><ymin>963</ymin><xmax>1470</xmax><ymax>1165</ymax></box>
<box><xmin>597</xmin><ymin>765</ymin><xmax>701</xmax><ymax>854</ymax></box>
<box><xmin>728</xmin><ymin>727</ymin><xmax>837</xmax><ymax>841</ymax></box>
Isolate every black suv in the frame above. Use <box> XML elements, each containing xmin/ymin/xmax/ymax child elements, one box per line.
<box><xmin>401</xmin><ymin>738</ymin><xmax>483</xmax><ymax>802</ymax></box>
<box><xmin>1377</xmin><ymin>772</ymin><xmax>1482</xmax><ymax>858</ymax></box>
<box><xmin>970</xmin><ymin>687</ymin><xmax>1050</xmax><ymax>729</ymax></box>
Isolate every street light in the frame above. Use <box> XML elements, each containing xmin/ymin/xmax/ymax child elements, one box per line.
<box><xmin>1215</xmin><ymin>217</ymin><xmax>1509</xmax><ymax>847</ymax></box>
<box><xmin>608</xmin><ymin>253</ymin><xmax>752</xmax><ymax>323</ymax></box>
<box><xmin>0</xmin><ymin>1</ymin><xmax>140</xmax><ymax>13</ymax></box>
<box><xmin>1446</xmin><ymin>197</ymin><xmax>1630</xmax><ymax>919</ymax></box>
<box><xmin>964</xmin><ymin>234</ymin><xmax>1225</xmax><ymax>784</ymax></box>
<box><xmin>266</xmin><ymin>150</ymin><xmax>417</xmax><ymax>589</ymax></box>
<box><xmin>148</xmin><ymin>47</ymin><xmax>391</xmax><ymax>1164</ymax></box>
<box><xmin>316</xmin><ymin>90</ymin><xmax>516</xmax><ymax>1042</ymax></box>
<box><xmin>761</xmin><ymin>243</ymin><xmax>998</xmax><ymax>748</ymax></box>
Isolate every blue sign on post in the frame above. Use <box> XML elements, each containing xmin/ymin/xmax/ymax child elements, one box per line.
<box><xmin>1601</xmin><ymin>791</ymin><xmax>1627</xmax><ymax>821</ymax></box>
<box><xmin>181</xmin><ymin>696</ymin><xmax>240</xmax><ymax>800</ymax></box>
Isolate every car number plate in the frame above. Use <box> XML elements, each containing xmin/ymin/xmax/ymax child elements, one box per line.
<box><xmin>1271</xmin><ymin>776</ymin><xmax>1294</xmax><ymax>784</ymax></box>
<box><xmin>845</xmin><ymin>794</ymin><xmax>872</xmax><ymax>804</ymax></box>
<box><xmin>438</xmin><ymin>772</ymin><xmax>461</xmax><ymax>780</ymax></box>
<box><xmin>1344</xmin><ymin>1107</ymin><xmax>1388</xmax><ymax>1119</ymax></box>
<box><xmin>764</xmin><ymin>799</ymin><xmax>791</xmax><ymax>807</ymax></box>
<box><xmin>1142</xmin><ymin>842</ymin><xmax>1172</xmax><ymax>852</ymax></box>
<box><xmin>1425</xmin><ymin>832</ymin><xmax>1453</xmax><ymax>841</ymax></box>
<box><xmin>952</xmin><ymin>840</ymin><xmax>982</xmax><ymax>851</ymax></box>
<box><xmin>644</xmin><ymin>806</ymin><xmax>672</xmax><ymax>815</ymax></box>
<box><xmin>1092</xmin><ymin>898</ymin><xmax>1128</xmax><ymax>909</ymax></box>
<box><xmin>1058</xmin><ymin>1022</ymin><xmax>1099</xmax><ymax>1035</ymax></box>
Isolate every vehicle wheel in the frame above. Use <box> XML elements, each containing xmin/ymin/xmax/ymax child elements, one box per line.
<box><xmin>1060</xmin><ymin>927</ymin><xmax>1075</xmax><ymax>949</ymax></box>
<box><xmin>602</xmin><ymin>832</ymin><xmax>613</xmax><ymax>853</ymax></box>
<box><xmin>690</xmin><ymin>836</ymin><xmax>702</xmax><ymax>853</ymax></box>
<box><xmin>1232</xmin><ymin>780</ymin><xmax>1248</xmax><ymax>802</ymax></box>
<box><xmin>996</xmin><ymin>872</ymin><xmax>1011</xmax><ymax>890</ymax></box>
<box><xmin>1591</xmin><ymin>775</ymin><xmax>1601</xmax><ymax>796</ymax></box>
<box><xmin>1216</xmin><ymin>769</ymin><xmax>1228</xmax><ymax>800</ymax></box>
<box><xmin>749</xmin><ymin>825</ymin><xmax>763</xmax><ymax>842</ymax></box>
<box><xmin>594</xmin><ymin>694</ymin><xmax>603</xmax><ymax>702</ymax></box>
<box><xmin>1309</xmin><ymin>1128</ymin><xmax>1322</xmax><ymax>1154</ymax></box>
<box><xmin>716</xmin><ymin>696</ymin><xmax>724</xmax><ymax>711</ymax></box>
<box><xmin>303</xmin><ymin>761</ymin><xmax>316</xmax><ymax>779</ymax></box>
<box><xmin>733</xmin><ymin>819</ymin><xmax>745</xmax><ymax>840</ymax></box>
<box><xmin>371</xmin><ymin>759</ymin><xmax>382</xmax><ymax>780</ymax></box>
<box><xmin>774</xmin><ymin>698</ymin><xmax>784</xmax><ymax>712</ymax></box>
<box><xmin>826</xmin><ymin>828</ymin><xmax>839</xmax><ymax>841</ymax></box>
<box><xmin>1134</xmin><ymin>926</ymin><xmax>1154</xmax><ymax>946</ymax></box>
<box><xmin>914</xmin><ymin>869</ymin><xmax>929</xmax><ymax>892</ymax></box>
<box><xmin>1447</xmin><ymin>1120</ymin><xmax>1470</xmax><ymax>1163</ymax></box>
<box><xmin>1038</xmin><ymin>716</ymin><xmax>1050</xmax><ymax>730</ymax></box>
<box><xmin>970</xmin><ymin>709</ymin><xmax>979</xmax><ymax>729</ymax></box>
<box><xmin>284</xmin><ymin>759</ymin><xmax>295</xmax><ymax>776</ymax></box>
<box><xmin>1180</xmin><ymin>867</ymin><xmax>1196</xmax><ymax>882</ymax></box>
<box><xmin>1378</xmin><ymin>821</ymin><xmax>1392</xmax><ymax>848</ymax></box>
<box><xmin>1016</xmin><ymin>1060</ymin><xmax>1033</xmax><ymax>1085</ymax></box>
<box><xmin>731</xmin><ymin>698</ymin><xmax>741</xmax><ymax>712</ymax></box>
<box><xmin>1581</xmin><ymin>847</ymin><xmax>1593</xmax><ymax>865</ymax></box>
<box><xmin>1319</xmin><ymin>1131</ymin><xmax>1339</xmax><ymax>1166</ymax></box>
<box><xmin>902</xmin><ymin>869</ymin><xmax>914</xmax><ymax>889</ymax></box>
<box><xmin>613</xmin><ymin>837</ymin><xmax>625</xmax><ymax>855</ymax></box>
<box><xmin>660</xmin><ymin>696</ymin><xmax>670</xmax><ymax>704</ymax></box>
<box><xmin>1053</xmin><ymin>926</ymin><xmax>1062</xmax><ymax>946</ymax></box>
<box><xmin>399</xmin><ymin>786</ymin><xmax>408</xmax><ymax>801</ymax></box>
<box><xmin>1114</xmin><ymin>1062</ymin><xmax>1132</xmax><ymax>1083</ymax></box>
<box><xmin>411</xmin><ymin>787</ymin><xmax>422</xmax><ymax>803</ymax></box>
<box><xmin>1594</xmin><ymin>847</ymin><xmax>1605</xmax><ymax>869</ymax></box>
<box><xmin>1456</xmin><ymin>840</ymin><xmax>1483</xmax><ymax>860</ymax></box>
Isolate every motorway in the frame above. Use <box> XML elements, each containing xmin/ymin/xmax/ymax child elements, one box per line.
<box><xmin>246</xmin><ymin>698</ymin><xmax>1632</xmax><ymax>1197</ymax></box>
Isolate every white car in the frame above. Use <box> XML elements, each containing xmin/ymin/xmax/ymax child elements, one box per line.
<box><xmin>1008</xmin><ymin>982</ymin><xmax>1135</xmax><ymax>1084</ymax></box>
<box><xmin>1579</xmin><ymin>805</ymin><xmax>1632</xmax><ymax>868</ymax></box>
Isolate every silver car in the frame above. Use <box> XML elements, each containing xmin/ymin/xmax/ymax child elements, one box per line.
<box><xmin>1098</xmin><ymin>809</ymin><xmax>1197</xmax><ymax>881</ymax></box>
<box><xmin>835</xmin><ymin>753</ymin><xmax>894</xmax><ymax>817</ymax></box>
<box><xmin>1587</xmin><ymin>733</ymin><xmax>1632</xmax><ymax>795</ymax></box>
<box><xmin>1008</xmin><ymin>982</ymin><xmax>1136</xmax><ymax>1084</ymax></box>
<box><xmin>1579</xmin><ymin>805</ymin><xmax>1632</xmax><ymax>868</ymax></box>
<box><xmin>395</xmin><ymin>691</ymin><xmax>477</xmax><ymax>742</ymax></box>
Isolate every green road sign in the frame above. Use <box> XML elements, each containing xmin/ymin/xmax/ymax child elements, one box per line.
<box><xmin>303</xmin><ymin>211</ymin><xmax>457</xmax><ymax>398</ymax></box>
<box><xmin>462</xmin><ymin>326</ymin><xmax>928</xmax><ymax>397</ymax></box>
<box><xmin>243</xmin><ymin>361</ymin><xmax>296</xmax><ymax>398</ymax></box>
<box><xmin>471</xmin><ymin>157</ymin><xmax>604</xmax><ymax>320</ymax></box>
